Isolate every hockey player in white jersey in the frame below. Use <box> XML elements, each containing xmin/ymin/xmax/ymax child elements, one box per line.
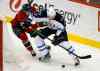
<box><xmin>34</xmin><ymin>5</ymin><xmax>80</xmax><ymax>66</ymax></box>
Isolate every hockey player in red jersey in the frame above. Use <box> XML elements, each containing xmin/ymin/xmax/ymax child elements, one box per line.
<box><xmin>11</xmin><ymin>2</ymin><xmax>44</xmax><ymax>57</ymax></box>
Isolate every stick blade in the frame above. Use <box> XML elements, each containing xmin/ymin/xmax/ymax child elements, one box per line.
<box><xmin>79</xmin><ymin>55</ymin><xmax>92</xmax><ymax>59</ymax></box>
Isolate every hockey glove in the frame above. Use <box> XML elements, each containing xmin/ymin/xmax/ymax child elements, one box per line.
<box><xmin>52</xmin><ymin>35</ymin><xmax>62</xmax><ymax>45</ymax></box>
<box><xmin>29</xmin><ymin>30</ymin><xmax>41</xmax><ymax>37</ymax></box>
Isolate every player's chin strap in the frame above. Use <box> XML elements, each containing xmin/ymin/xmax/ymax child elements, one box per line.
<box><xmin>36</xmin><ymin>31</ymin><xmax>92</xmax><ymax>59</ymax></box>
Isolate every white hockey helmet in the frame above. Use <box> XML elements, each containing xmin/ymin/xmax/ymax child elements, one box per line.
<box><xmin>47</xmin><ymin>5</ymin><xmax>56</xmax><ymax>19</ymax></box>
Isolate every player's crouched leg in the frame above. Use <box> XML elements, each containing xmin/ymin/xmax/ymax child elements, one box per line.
<box><xmin>35</xmin><ymin>36</ymin><xmax>51</xmax><ymax>62</ymax></box>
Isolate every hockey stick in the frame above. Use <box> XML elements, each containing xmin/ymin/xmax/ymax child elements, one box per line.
<box><xmin>36</xmin><ymin>31</ymin><xmax>92</xmax><ymax>59</ymax></box>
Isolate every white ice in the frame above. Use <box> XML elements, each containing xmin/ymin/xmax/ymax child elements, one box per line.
<box><xmin>3</xmin><ymin>24</ymin><xmax>100</xmax><ymax>71</ymax></box>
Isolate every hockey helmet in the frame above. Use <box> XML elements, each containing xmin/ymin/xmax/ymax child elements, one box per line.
<box><xmin>47</xmin><ymin>5</ymin><xmax>56</xmax><ymax>19</ymax></box>
<box><xmin>22</xmin><ymin>4</ymin><xmax>30</xmax><ymax>11</ymax></box>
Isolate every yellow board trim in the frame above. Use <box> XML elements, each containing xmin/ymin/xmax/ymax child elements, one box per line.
<box><xmin>4</xmin><ymin>16</ymin><xmax>13</xmax><ymax>24</ymax></box>
<box><xmin>68</xmin><ymin>33</ymin><xmax>100</xmax><ymax>48</ymax></box>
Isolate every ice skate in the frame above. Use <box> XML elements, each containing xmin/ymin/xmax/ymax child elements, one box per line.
<box><xmin>74</xmin><ymin>56</ymin><xmax>80</xmax><ymax>66</ymax></box>
<box><xmin>38</xmin><ymin>52</ymin><xmax>51</xmax><ymax>62</ymax></box>
<box><xmin>31</xmin><ymin>50</ymin><xmax>36</xmax><ymax>57</ymax></box>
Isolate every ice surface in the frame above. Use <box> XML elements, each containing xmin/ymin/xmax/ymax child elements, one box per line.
<box><xmin>3</xmin><ymin>24</ymin><xmax>100</xmax><ymax>71</ymax></box>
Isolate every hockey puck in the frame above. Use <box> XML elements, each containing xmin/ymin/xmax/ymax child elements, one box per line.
<box><xmin>61</xmin><ymin>65</ymin><xmax>65</xmax><ymax>68</ymax></box>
